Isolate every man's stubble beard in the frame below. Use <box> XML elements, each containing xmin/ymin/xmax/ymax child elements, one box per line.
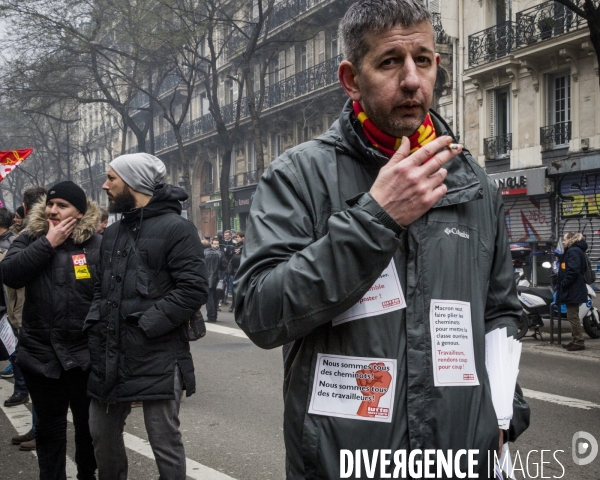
<box><xmin>108</xmin><ymin>184</ymin><xmax>137</xmax><ymax>213</ymax></box>
<box><xmin>362</xmin><ymin>100</ymin><xmax>427</xmax><ymax>139</ymax></box>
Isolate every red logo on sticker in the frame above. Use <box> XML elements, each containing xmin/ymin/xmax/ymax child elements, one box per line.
<box><xmin>72</xmin><ymin>254</ymin><xmax>88</xmax><ymax>267</ymax></box>
<box><xmin>382</xmin><ymin>298</ymin><xmax>402</xmax><ymax>308</ymax></box>
<box><xmin>463</xmin><ymin>374</ymin><xmax>474</xmax><ymax>381</ymax></box>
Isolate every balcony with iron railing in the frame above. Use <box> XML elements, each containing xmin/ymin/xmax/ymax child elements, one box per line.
<box><xmin>516</xmin><ymin>0</ymin><xmax>585</xmax><ymax>47</ymax></box>
<box><xmin>540</xmin><ymin>121</ymin><xmax>572</xmax><ymax>150</ymax></box>
<box><xmin>243</xmin><ymin>169</ymin><xmax>260</xmax><ymax>185</ymax></box>
<box><xmin>484</xmin><ymin>133</ymin><xmax>512</xmax><ymax>159</ymax></box>
<box><xmin>431</xmin><ymin>12</ymin><xmax>452</xmax><ymax>45</ymax></box>
<box><xmin>468</xmin><ymin>22</ymin><xmax>516</xmax><ymax>67</ymax></box>
<box><xmin>148</xmin><ymin>54</ymin><xmax>342</xmax><ymax>152</ymax></box>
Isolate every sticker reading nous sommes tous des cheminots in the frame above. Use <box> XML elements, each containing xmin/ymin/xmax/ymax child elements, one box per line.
<box><xmin>332</xmin><ymin>260</ymin><xmax>406</xmax><ymax>327</ymax></box>
<box><xmin>429</xmin><ymin>299</ymin><xmax>479</xmax><ymax>387</ymax></box>
<box><xmin>308</xmin><ymin>354</ymin><xmax>397</xmax><ymax>423</ymax></box>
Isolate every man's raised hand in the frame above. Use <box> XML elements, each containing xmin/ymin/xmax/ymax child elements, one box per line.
<box><xmin>369</xmin><ymin>135</ymin><xmax>462</xmax><ymax>227</ymax></box>
<box><xmin>46</xmin><ymin>217</ymin><xmax>78</xmax><ymax>248</ymax></box>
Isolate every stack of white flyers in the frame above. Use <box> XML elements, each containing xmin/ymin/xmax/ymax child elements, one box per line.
<box><xmin>485</xmin><ymin>327</ymin><xmax>522</xmax><ymax>480</ymax></box>
<box><xmin>485</xmin><ymin>327</ymin><xmax>522</xmax><ymax>429</ymax></box>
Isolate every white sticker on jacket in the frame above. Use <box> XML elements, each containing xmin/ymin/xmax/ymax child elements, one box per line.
<box><xmin>430</xmin><ymin>299</ymin><xmax>480</xmax><ymax>387</ymax></box>
<box><xmin>332</xmin><ymin>260</ymin><xmax>405</xmax><ymax>326</ymax></box>
<box><xmin>308</xmin><ymin>354</ymin><xmax>397</xmax><ymax>423</ymax></box>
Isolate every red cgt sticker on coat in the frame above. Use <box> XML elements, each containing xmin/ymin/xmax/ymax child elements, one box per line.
<box><xmin>72</xmin><ymin>254</ymin><xmax>91</xmax><ymax>280</ymax></box>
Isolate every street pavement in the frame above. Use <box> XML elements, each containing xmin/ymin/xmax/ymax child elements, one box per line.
<box><xmin>0</xmin><ymin>304</ymin><xmax>599</xmax><ymax>479</ymax></box>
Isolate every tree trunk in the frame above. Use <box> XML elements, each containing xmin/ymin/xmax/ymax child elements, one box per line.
<box><xmin>220</xmin><ymin>148</ymin><xmax>232</xmax><ymax>232</ymax></box>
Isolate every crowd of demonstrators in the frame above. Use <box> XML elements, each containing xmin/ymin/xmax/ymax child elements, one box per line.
<box><xmin>85</xmin><ymin>153</ymin><xmax>207</xmax><ymax>480</ymax></box>
<box><xmin>2</xmin><ymin>181</ymin><xmax>101</xmax><ymax>479</ymax></box>
<box><xmin>0</xmin><ymin>153</ymin><xmax>207</xmax><ymax>480</ymax></box>
<box><xmin>235</xmin><ymin>0</ymin><xmax>528</xmax><ymax>477</ymax></box>
<box><xmin>557</xmin><ymin>232</ymin><xmax>590</xmax><ymax>351</ymax></box>
<box><xmin>204</xmin><ymin>236</ymin><xmax>227</xmax><ymax>322</ymax></box>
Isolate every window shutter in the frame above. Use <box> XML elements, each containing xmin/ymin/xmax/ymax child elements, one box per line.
<box><xmin>306</xmin><ymin>38</ymin><xmax>314</xmax><ymax>68</ymax></box>
<box><xmin>254</xmin><ymin>64</ymin><xmax>261</xmax><ymax>92</ymax></box>
<box><xmin>218</xmin><ymin>82</ymin><xmax>224</xmax><ymax>107</ymax></box>
<box><xmin>429</xmin><ymin>0</ymin><xmax>440</xmax><ymax>13</ymax></box>
<box><xmin>489</xmin><ymin>90</ymin><xmax>495</xmax><ymax>137</ymax></box>
<box><xmin>317</xmin><ymin>31</ymin><xmax>325</xmax><ymax>64</ymax></box>
<box><xmin>287</xmin><ymin>46</ymin><xmax>295</xmax><ymax>76</ymax></box>
<box><xmin>547</xmin><ymin>75</ymin><xmax>553</xmax><ymax>126</ymax></box>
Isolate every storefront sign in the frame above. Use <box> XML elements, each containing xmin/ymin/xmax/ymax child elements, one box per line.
<box><xmin>489</xmin><ymin>167</ymin><xmax>547</xmax><ymax>196</ymax></box>
<box><xmin>233</xmin><ymin>187</ymin><xmax>256</xmax><ymax>214</ymax></box>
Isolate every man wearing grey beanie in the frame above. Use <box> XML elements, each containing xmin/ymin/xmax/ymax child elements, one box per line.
<box><xmin>86</xmin><ymin>153</ymin><xmax>208</xmax><ymax>480</ymax></box>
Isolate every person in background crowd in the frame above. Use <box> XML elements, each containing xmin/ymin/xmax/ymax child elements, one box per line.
<box><xmin>205</xmin><ymin>236</ymin><xmax>227</xmax><ymax>321</ymax></box>
<box><xmin>220</xmin><ymin>230</ymin><xmax>235</xmax><ymax>306</ymax></box>
<box><xmin>201</xmin><ymin>234</ymin><xmax>211</xmax><ymax>249</ymax></box>
<box><xmin>0</xmin><ymin>207</ymin><xmax>28</xmax><ymax>406</ymax></box>
<box><xmin>86</xmin><ymin>152</ymin><xmax>207</xmax><ymax>480</ymax></box>
<box><xmin>10</xmin><ymin>205</ymin><xmax>25</xmax><ymax>235</ymax></box>
<box><xmin>3</xmin><ymin>186</ymin><xmax>48</xmax><ymax>452</ymax></box>
<box><xmin>228</xmin><ymin>231</ymin><xmax>244</xmax><ymax>313</ymax></box>
<box><xmin>557</xmin><ymin>231</ymin><xmax>589</xmax><ymax>352</ymax></box>
<box><xmin>96</xmin><ymin>207</ymin><xmax>109</xmax><ymax>234</ymax></box>
<box><xmin>3</xmin><ymin>181</ymin><xmax>101</xmax><ymax>479</ymax></box>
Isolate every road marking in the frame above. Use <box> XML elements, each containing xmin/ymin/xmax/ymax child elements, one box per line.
<box><xmin>205</xmin><ymin>323</ymin><xmax>249</xmax><ymax>340</ymax></box>
<box><xmin>1</xmin><ymin>377</ymin><xmax>237</xmax><ymax>480</ymax></box>
<box><xmin>522</xmin><ymin>388</ymin><xmax>600</xmax><ymax>410</ymax></box>
<box><xmin>0</xmin><ymin>379</ymin><xmax>78</xmax><ymax>478</ymax></box>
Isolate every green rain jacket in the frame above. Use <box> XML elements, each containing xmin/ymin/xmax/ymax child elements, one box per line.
<box><xmin>235</xmin><ymin>100</ymin><xmax>528</xmax><ymax>479</ymax></box>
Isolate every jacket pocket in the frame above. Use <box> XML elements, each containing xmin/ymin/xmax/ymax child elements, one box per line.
<box><xmin>135</xmin><ymin>265</ymin><xmax>150</xmax><ymax>297</ymax></box>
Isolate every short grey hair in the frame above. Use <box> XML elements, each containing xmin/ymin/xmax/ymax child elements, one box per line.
<box><xmin>339</xmin><ymin>0</ymin><xmax>432</xmax><ymax>70</ymax></box>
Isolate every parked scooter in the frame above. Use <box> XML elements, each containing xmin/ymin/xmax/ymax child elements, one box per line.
<box><xmin>515</xmin><ymin>265</ymin><xmax>600</xmax><ymax>340</ymax></box>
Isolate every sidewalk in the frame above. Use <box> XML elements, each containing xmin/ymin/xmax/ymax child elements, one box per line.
<box><xmin>520</xmin><ymin>329</ymin><xmax>600</xmax><ymax>361</ymax></box>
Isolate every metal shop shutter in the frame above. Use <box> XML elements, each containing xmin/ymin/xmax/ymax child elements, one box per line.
<box><xmin>502</xmin><ymin>195</ymin><xmax>553</xmax><ymax>243</ymax></box>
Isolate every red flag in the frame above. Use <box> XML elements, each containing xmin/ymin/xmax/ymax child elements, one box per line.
<box><xmin>0</xmin><ymin>149</ymin><xmax>33</xmax><ymax>181</ymax></box>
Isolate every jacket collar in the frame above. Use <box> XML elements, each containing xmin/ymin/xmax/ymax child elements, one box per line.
<box><xmin>319</xmin><ymin>99</ymin><xmax>482</xmax><ymax>207</ymax></box>
<box><xmin>25</xmin><ymin>199</ymin><xmax>101</xmax><ymax>244</ymax></box>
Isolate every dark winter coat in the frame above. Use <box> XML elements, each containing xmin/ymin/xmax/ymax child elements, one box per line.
<box><xmin>2</xmin><ymin>199</ymin><xmax>102</xmax><ymax>378</ymax></box>
<box><xmin>557</xmin><ymin>239</ymin><xmax>589</xmax><ymax>304</ymax></box>
<box><xmin>230</xmin><ymin>241</ymin><xmax>243</xmax><ymax>273</ymax></box>
<box><xmin>85</xmin><ymin>184</ymin><xmax>207</xmax><ymax>403</ymax></box>
<box><xmin>235</xmin><ymin>100</ymin><xmax>526</xmax><ymax>479</ymax></box>
<box><xmin>204</xmin><ymin>247</ymin><xmax>226</xmax><ymax>288</ymax></box>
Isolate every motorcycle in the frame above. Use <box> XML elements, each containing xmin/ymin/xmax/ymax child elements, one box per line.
<box><xmin>516</xmin><ymin>269</ymin><xmax>600</xmax><ymax>340</ymax></box>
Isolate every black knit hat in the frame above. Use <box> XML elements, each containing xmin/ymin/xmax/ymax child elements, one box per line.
<box><xmin>46</xmin><ymin>181</ymin><xmax>87</xmax><ymax>214</ymax></box>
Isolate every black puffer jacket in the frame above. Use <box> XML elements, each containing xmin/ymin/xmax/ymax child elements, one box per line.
<box><xmin>85</xmin><ymin>184</ymin><xmax>208</xmax><ymax>403</ymax></box>
<box><xmin>2</xmin><ymin>199</ymin><xmax>102</xmax><ymax>378</ymax></box>
<box><xmin>557</xmin><ymin>239</ymin><xmax>589</xmax><ymax>304</ymax></box>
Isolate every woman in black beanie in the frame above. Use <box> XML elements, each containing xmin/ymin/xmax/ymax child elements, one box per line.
<box><xmin>1</xmin><ymin>181</ymin><xmax>100</xmax><ymax>480</ymax></box>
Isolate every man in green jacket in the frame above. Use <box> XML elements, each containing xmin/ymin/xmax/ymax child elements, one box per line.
<box><xmin>235</xmin><ymin>0</ymin><xmax>527</xmax><ymax>478</ymax></box>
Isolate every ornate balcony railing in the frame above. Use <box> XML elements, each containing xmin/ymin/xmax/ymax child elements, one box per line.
<box><xmin>243</xmin><ymin>170</ymin><xmax>259</xmax><ymax>185</ymax></box>
<box><xmin>79</xmin><ymin>162</ymin><xmax>106</xmax><ymax>183</ymax></box>
<box><xmin>516</xmin><ymin>0</ymin><xmax>584</xmax><ymax>47</ymax></box>
<box><xmin>229</xmin><ymin>175</ymin><xmax>237</xmax><ymax>188</ymax></box>
<box><xmin>468</xmin><ymin>21</ymin><xmax>515</xmax><ymax>67</ymax></box>
<box><xmin>484</xmin><ymin>133</ymin><xmax>512</xmax><ymax>159</ymax></box>
<box><xmin>202</xmin><ymin>182</ymin><xmax>214</xmax><ymax>195</ymax></box>
<box><xmin>146</xmin><ymin>55</ymin><xmax>342</xmax><ymax>152</ymax></box>
<box><xmin>431</xmin><ymin>12</ymin><xmax>451</xmax><ymax>44</ymax></box>
<box><xmin>540</xmin><ymin>121</ymin><xmax>571</xmax><ymax>150</ymax></box>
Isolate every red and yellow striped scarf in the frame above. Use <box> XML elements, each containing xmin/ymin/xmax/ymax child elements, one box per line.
<box><xmin>353</xmin><ymin>101</ymin><xmax>436</xmax><ymax>158</ymax></box>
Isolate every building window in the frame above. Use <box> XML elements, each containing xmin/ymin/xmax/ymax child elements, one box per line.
<box><xmin>484</xmin><ymin>88</ymin><xmax>511</xmax><ymax>159</ymax></box>
<box><xmin>331</xmin><ymin>30</ymin><xmax>338</xmax><ymax>58</ymax></box>
<box><xmin>270</xmin><ymin>133</ymin><xmax>281</xmax><ymax>161</ymax></box>
<box><xmin>541</xmin><ymin>73</ymin><xmax>571</xmax><ymax>149</ymax></box>
<box><xmin>301</xmin><ymin>45</ymin><xmax>307</xmax><ymax>71</ymax></box>
<box><xmin>247</xmin><ymin>141</ymin><xmax>256</xmax><ymax>171</ymax></box>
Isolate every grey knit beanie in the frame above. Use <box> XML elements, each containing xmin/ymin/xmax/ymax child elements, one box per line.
<box><xmin>109</xmin><ymin>153</ymin><xmax>167</xmax><ymax>196</ymax></box>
